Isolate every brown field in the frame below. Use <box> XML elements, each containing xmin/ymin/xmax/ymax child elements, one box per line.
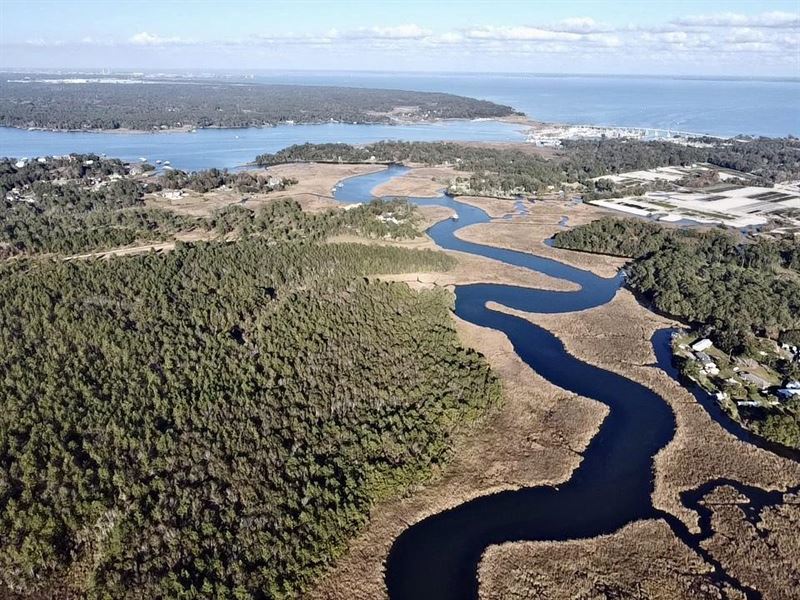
<box><xmin>455</xmin><ymin>199</ymin><xmax>627</xmax><ymax>277</ymax></box>
<box><xmin>479</xmin><ymin>520</ymin><xmax>738</xmax><ymax>600</ymax></box>
<box><xmin>146</xmin><ymin>163</ymin><xmax>384</xmax><ymax>217</ymax></box>
<box><xmin>699</xmin><ymin>487</ymin><xmax>800</xmax><ymax>600</ymax></box>
<box><xmin>371</xmin><ymin>166</ymin><xmax>463</xmax><ymax>197</ymax></box>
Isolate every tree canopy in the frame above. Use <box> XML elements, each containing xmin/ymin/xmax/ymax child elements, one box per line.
<box><xmin>0</xmin><ymin>238</ymin><xmax>499</xmax><ymax>599</ymax></box>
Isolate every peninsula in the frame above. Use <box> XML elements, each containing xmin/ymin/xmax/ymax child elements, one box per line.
<box><xmin>0</xmin><ymin>75</ymin><xmax>519</xmax><ymax>131</ymax></box>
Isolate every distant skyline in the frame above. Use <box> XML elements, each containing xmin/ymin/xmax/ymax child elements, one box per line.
<box><xmin>1</xmin><ymin>0</ymin><xmax>799</xmax><ymax>76</ymax></box>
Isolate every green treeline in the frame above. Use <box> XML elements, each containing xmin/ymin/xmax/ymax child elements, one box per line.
<box><xmin>553</xmin><ymin>218</ymin><xmax>800</xmax><ymax>348</ymax></box>
<box><xmin>2</xmin><ymin>155</ymin><xmax>421</xmax><ymax>256</ymax></box>
<box><xmin>157</xmin><ymin>168</ymin><xmax>297</xmax><ymax>194</ymax></box>
<box><xmin>0</xmin><ymin>238</ymin><xmax>499</xmax><ymax>599</ymax></box>
<box><xmin>0</xmin><ymin>78</ymin><xmax>516</xmax><ymax>130</ymax></box>
<box><xmin>255</xmin><ymin>138</ymin><xmax>800</xmax><ymax>195</ymax></box>
<box><xmin>553</xmin><ymin>218</ymin><xmax>800</xmax><ymax>447</ymax></box>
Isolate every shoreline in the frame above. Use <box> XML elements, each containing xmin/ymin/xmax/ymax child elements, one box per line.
<box><xmin>314</xmin><ymin>165</ymin><xmax>800</xmax><ymax>599</ymax></box>
<box><xmin>0</xmin><ymin>114</ymin><xmax>534</xmax><ymax>136</ymax></box>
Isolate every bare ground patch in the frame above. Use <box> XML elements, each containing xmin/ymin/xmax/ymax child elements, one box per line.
<box><xmin>146</xmin><ymin>163</ymin><xmax>385</xmax><ymax>217</ymax></box>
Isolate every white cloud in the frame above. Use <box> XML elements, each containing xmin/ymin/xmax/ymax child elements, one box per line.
<box><xmin>465</xmin><ymin>26</ymin><xmax>581</xmax><ymax>42</ymax></box>
<box><xmin>12</xmin><ymin>10</ymin><xmax>796</xmax><ymax>70</ymax></box>
<box><xmin>25</xmin><ymin>38</ymin><xmax>53</xmax><ymax>47</ymax></box>
<box><xmin>129</xmin><ymin>32</ymin><xmax>186</xmax><ymax>46</ymax></box>
<box><xmin>345</xmin><ymin>24</ymin><xmax>431</xmax><ymax>40</ymax></box>
<box><xmin>556</xmin><ymin>17</ymin><xmax>612</xmax><ymax>33</ymax></box>
<box><xmin>674</xmin><ymin>11</ymin><xmax>799</xmax><ymax>29</ymax></box>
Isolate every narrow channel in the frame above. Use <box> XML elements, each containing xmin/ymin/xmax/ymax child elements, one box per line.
<box><xmin>334</xmin><ymin>165</ymin><xmax>789</xmax><ymax>600</ymax></box>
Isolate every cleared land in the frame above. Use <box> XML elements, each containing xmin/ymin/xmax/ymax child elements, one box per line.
<box><xmin>146</xmin><ymin>163</ymin><xmax>383</xmax><ymax>216</ymax></box>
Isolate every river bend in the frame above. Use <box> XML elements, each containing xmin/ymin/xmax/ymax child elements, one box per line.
<box><xmin>334</xmin><ymin>165</ymin><xmax>795</xmax><ymax>600</ymax></box>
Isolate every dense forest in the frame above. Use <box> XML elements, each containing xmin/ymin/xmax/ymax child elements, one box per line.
<box><xmin>553</xmin><ymin>218</ymin><xmax>800</xmax><ymax>446</ymax></box>
<box><xmin>256</xmin><ymin>138</ymin><xmax>800</xmax><ymax>195</ymax></box>
<box><xmin>0</xmin><ymin>237</ymin><xmax>500</xmax><ymax>599</ymax></box>
<box><xmin>0</xmin><ymin>77</ymin><xmax>517</xmax><ymax>130</ymax></box>
<box><xmin>553</xmin><ymin>218</ymin><xmax>800</xmax><ymax>345</ymax></box>
<box><xmin>1</xmin><ymin>156</ymin><xmax>415</xmax><ymax>256</ymax></box>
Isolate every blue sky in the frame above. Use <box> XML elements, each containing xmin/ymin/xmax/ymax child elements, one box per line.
<box><xmin>1</xmin><ymin>0</ymin><xmax>798</xmax><ymax>75</ymax></box>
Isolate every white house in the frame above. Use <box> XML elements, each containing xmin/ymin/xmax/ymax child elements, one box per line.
<box><xmin>691</xmin><ymin>338</ymin><xmax>713</xmax><ymax>352</ymax></box>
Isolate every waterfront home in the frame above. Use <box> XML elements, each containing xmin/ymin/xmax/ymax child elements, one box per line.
<box><xmin>741</xmin><ymin>373</ymin><xmax>771</xmax><ymax>390</ymax></box>
<box><xmin>778</xmin><ymin>387</ymin><xmax>800</xmax><ymax>400</ymax></box>
<box><xmin>691</xmin><ymin>338</ymin><xmax>713</xmax><ymax>352</ymax></box>
<box><xmin>695</xmin><ymin>352</ymin><xmax>715</xmax><ymax>367</ymax></box>
<box><xmin>777</xmin><ymin>381</ymin><xmax>800</xmax><ymax>400</ymax></box>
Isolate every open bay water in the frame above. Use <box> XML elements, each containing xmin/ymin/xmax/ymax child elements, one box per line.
<box><xmin>0</xmin><ymin>119</ymin><xmax>525</xmax><ymax>172</ymax></box>
<box><xmin>2</xmin><ymin>72</ymin><xmax>797</xmax><ymax>170</ymax></box>
<box><xmin>248</xmin><ymin>71</ymin><xmax>800</xmax><ymax>138</ymax></box>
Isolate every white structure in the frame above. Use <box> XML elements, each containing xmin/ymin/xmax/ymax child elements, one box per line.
<box><xmin>691</xmin><ymin>339</ymin><xmax>713</xmax><ymax>352</ymax></box>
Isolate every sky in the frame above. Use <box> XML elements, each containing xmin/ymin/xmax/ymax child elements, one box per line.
<box><xmin>1</xmin><ymin>0</ymin><xmax>799</xmax><ymax>76</ymax></box>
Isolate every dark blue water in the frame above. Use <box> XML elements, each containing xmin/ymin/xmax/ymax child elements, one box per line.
<box><xmin>249</xmin><ymin>71</ymin><xmax>800</xmax><ymax>137</ymax></box>
<box><xmin>334</xmin><ymin>166</ymin><xmax>791</xmax><ymax>600</ymax></box>
<box><xmin>0</xmin><ymin>119</ymin><xmax>524</xmax><ymax>172</ymax></box>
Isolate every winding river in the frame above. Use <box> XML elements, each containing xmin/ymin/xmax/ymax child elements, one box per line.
<box><xmin>334</xmin><ymin>165</ymin><xmax>799</xmax><ymax>600</ymax></box>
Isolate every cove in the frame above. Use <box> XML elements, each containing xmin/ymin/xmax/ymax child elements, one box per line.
<box><xmin>0</xmin><ymin>119</ymin><xmax>524</xmax><ymax>172</ymax></box>
<box><xmin>334</xmin><ymin>165</ymin><xmax>795</xmax><ymax>600</ymax></box>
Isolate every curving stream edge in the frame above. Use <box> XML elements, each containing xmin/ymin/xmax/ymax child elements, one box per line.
<box><xmin>333</xmin><ymin>165</ymin><xmax>799</xmax><ymax>600</ymax></box>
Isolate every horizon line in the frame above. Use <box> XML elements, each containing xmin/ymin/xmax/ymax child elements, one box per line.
<box><xmin>1</xmin><ymin>66</ymin><xmax>799</xmax><ymax>83</ymax></box>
